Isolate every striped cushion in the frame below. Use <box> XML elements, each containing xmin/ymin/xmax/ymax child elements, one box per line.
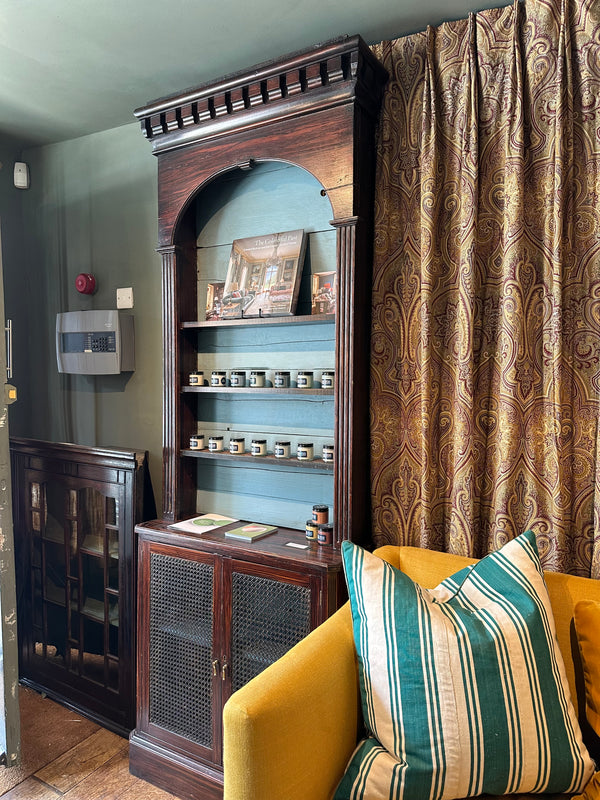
<box><xmin>335</xmin><ymin>530</ymin><xmax>594</xmax><ymax>800</ymax></box>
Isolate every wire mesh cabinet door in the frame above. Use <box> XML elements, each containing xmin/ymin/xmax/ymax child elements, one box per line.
<box><xmin>135</xmin><ymin>540</ymin><xmax>221</xmax><ymax>771</ymax></box>
<box><xmin>223</xmin><ymin>558</ymin><xmax>316</xmax><ymax>699</ymax></box>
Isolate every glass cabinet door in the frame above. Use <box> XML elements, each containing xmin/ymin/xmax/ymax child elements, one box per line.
<box><xmin>25</xmin><ymin>471</ymin><xmax>125</xmax><ymax>704</ymax></box>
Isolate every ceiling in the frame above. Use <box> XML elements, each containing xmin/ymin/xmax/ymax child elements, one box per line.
<box><xmin>0</xmin><ymin>0</ymin><xmax>504</xmax><ymax>148</ymax></box>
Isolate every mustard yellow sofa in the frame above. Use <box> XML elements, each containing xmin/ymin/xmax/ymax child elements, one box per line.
<box><xmin>222</xmin><ymin>545</ymin><xmax>600</xmax><ymax>800</ymax></box>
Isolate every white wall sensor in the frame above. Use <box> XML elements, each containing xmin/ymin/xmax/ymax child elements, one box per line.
<box><xmin>14</xmin><ymin>162</ymin><xmax>29</xmax><ymax>189</ymax></box>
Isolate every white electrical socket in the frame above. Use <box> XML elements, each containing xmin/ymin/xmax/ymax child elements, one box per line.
<box><xmin>116</xmin><ymin>287</ymin><xmax>134</xmax><ymax>309</ymax></box>
<box><xmin>14</xmin><ymin>162</ymin><xmax>29</xmax><ymax>189</ymax></box>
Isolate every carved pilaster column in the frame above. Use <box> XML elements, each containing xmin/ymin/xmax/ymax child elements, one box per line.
<box><xmin>331</xmin><ymin>216</ymin><xmax>371</xmax><ymax>547</ymax></box>
<box><xmin>158</xmin><ymin>246</ymin><xmax>178</xmax><ymax>520</ymax></box>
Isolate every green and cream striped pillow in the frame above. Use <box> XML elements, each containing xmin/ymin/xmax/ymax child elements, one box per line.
<box><xmin>335</xmin><ymin>530</ymin><xmax>594</xmax><ymax>800</ymax></box>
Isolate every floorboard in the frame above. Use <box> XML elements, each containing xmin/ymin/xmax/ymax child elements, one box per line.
<box><xmin>0</xmin><ymin>687</ymin><xmax>178</xmax><ymax>800</ymax></box>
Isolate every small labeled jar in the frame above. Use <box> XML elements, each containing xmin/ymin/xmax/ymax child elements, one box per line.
<box><xmin>208</xmin><ymin>435</ymin><xmax>224</xmax><ymax>452</ymax></box>
<box><xmin>322</xmin><ymin>444</ymin><xmax>335</xmax><ymax>463</ymax></box>
<box><xmin>190</xmin><ymin>434</ymin><xmax>204</xmax><ymax>450</ymax></box>
<box><xmin>297</xmin><ymin>371</ymin><xmax>314</xmax><ymax>389</ymax></box>
<box><xmin>305</xmin><ymin>519</ymin><xmax>319</xmax><ymax>542</ymax></box>
<box><xmin>317</xmin><ymin>523</ymin><xmax>334</xmax><ymax>546</ymax></box>
<box><xmin>312</xmin><ymin>504</ymin><xmax>329</xmax><ymax>525</ymax></box>
<box><xmin>211</xmin><ymin>370</ymin><xmax>227</xmax><ymax>387</ymax></box>
<box><xmin>230</xmin><ymin>370</ymin><xmax>246</xmax><ymax>388</ymax></box>
<box><xmin>249</xmin><ymin>370</ymin><xmax>266</xmax><ymax>388</ymax></box>
<box><xmin>274</xmin><ymin>441</ymin><xmax>291</xmax><ymax>458</ymax></box>
<box><xmin>297</xmin><ymin>442</ymin><xmax>314</xmax><ymax>461</ymax></box>
<box><xmin>229</xmin><ymin>437</ymin><xmax>245</xmax><ymax>454</ymax></box>
<box><xmin>189</xmin><ymin>370</ymin><xmax>204</xmax><ymax>386</ymax></box>
<box><xmin>251</xmin><ymin>439</ymin><xmax>267</xmax><ymax>456</ymax></box>
<box><xmin>274</xmin><ymin>371</ymin><xmax>290</xmax><ymax>388</ymax></box>
<box><xmin>321</xmin><ymin>371</ymin><xmax>335</xmax><ymax>389</ymax></box>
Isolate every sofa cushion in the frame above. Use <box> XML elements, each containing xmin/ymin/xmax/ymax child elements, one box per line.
<box><xmin>574</xmin><ymin>600</ymin><xmax>600</xmax><ymax>737</ymax></box>
<box><xmin>335</xmin><ymin>530</ymin><xmax>594</xmax><ymax>800</ymax></box>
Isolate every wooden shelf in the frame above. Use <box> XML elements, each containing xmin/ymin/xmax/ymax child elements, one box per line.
<box><xmin>181</xmin><ymin>449</ymin><xmax>334</xmax><ymax>471</ymax></box>
<box><xmin>181</xmin><ymin>313</ymin><xmax>334</xmax><ymax>330</ymax></box>
<box><xmin>181</xmin><ymin>386</ymin><xmax>334</xmax><ymax>396</ymax></box>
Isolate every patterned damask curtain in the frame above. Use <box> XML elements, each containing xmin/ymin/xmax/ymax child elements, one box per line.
<box><xmin>370</xmin><ymin>0</ymin><xmax>600</xmax><ymax>575</ymax></box>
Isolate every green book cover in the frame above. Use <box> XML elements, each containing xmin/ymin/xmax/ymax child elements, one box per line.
<box><xmin>224</xmin><ymin>523</ymin><xmax>277</xmax><ymax>542</ymax></box>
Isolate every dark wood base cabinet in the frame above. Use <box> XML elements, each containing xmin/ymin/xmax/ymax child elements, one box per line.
<box><xmin>129</xmin><ymin>521</ymin><xmax>343</xmax><ymax>799</ymax></box>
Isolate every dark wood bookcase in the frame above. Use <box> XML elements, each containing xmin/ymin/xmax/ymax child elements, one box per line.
<box><xmin>130</xmin><ymin>35</ymin><xmax>387</xmax><ymax>798</ymax></box>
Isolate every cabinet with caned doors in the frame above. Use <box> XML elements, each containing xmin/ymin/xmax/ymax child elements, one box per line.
<box><xmin>11</xmin><ymin>438</ymin><xmax>155</xmax><ymax>736</ymax></box>
<box><xmin>129</xmin><ymin>35</ymin><xmax>387</xmax><ymax>799</ymax></box>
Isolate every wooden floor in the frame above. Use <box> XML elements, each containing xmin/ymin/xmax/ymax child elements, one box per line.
<box><xmin>0</xmin><ymin>686</ymin><xmax>178</xmax><ymax>799</ymax></box>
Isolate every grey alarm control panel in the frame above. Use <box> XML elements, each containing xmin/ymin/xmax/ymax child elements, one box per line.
<box><xmin>56</xmin><ymin>310</ymin><xmax>134</xmax><ymax>374</ymax></box>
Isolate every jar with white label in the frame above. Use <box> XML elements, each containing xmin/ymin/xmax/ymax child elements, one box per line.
<box><xmin>322</xmin><ymin>444</ymin><xmax>334</xmax><ymax>463</ymax></box>
<box><xmin>297</xmin><ymin>442</ymin><xmax>314</xmax><ymax>461</ymax></box>
<box><xmin>274</xmin><ymin>441</ymin><xmax>291</xmax><ymax>458</ymax></box>
<box><xmin>230</xmin><ymin>371</ymin><xmax>246</xmax><ymax>387</ymax></box>
<box><xmin>189</xmin><ymin>370</ymin><xmax>204</xmax><ymax>386</ymax></box>
<box><xmin>297</xmin><ymin>371</ymin><xmax>314</xmax><ymax>389</ymax></box>
<box><xmin>251</xmin><ymin>439</ymin><xmax>267</xmax><ymax>456</ymax></box>
<box><xmin>249</xmin><ymin>371</ymin><xmax>266</xmax><ymax>388</ymax></box>
<box><xmin>321</xmin><ymin>371</ymin><xmax>334</xmax><ymax>389</ymax></box>
<box><xmin>274</xmin><ymin>371</ymin><xmax>290</xmax><ymax>388</ymax></box>
<box><xmin>229</xmin><ymin>437</ymin><xmax>245</xmax><ymax>454</ymax></box>
<box><xmin>190</xmin><ymin>434</ymin><xmax>204</xmax><ymax>450</ymax></box>
<box><xmin>211</xmin><ymin>371</ymin><xmax>227</xmax><ymax>387</ymax></box>
<box><xmin>208</xmin><ymin>435</ymin><xmax>224</xmax><ymax>452</ymax></box>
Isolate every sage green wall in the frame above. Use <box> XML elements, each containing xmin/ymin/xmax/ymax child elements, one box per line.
<box><xmin>0</xmin><ymin>137</ymin><xmax>28</xmax><ymax>433</ymax></box>
<box><xmin>7</xmin><ymin>123</ymin><xmax>163</xmax><ymax>508</ymax></box>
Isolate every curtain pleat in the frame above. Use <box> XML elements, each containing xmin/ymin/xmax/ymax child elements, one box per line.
<box><xmin>370</xmin><ymin>0</ymin><xmax>600</xmax><ymax>575</ymax></box>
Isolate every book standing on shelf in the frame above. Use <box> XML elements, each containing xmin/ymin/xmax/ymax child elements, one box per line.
<box><xmin>221</xmin><ymin>229</ymin><xmax>307</xmax><ymax>319</ymax></box>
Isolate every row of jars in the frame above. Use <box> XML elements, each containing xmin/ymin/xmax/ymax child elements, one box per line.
<box><xmin>190</xmin><ymin>434</ymin><xmax>334</xmax><ymax>462</ymax></box>
<box><xmin>189</xmin><ymin>369</ymin><xmax>334</xmax><ymax>389</ymax></box>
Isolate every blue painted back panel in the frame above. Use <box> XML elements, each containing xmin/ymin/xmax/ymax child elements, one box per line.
<box><xmin>195</xmin><ymin>395</ymin><xmax>334</xmax><ymax>430</ymax></box>
<box><xmin>195</xmin><ymin>460</ymin><xmax>334</xmax><ymax>530</ymax></box>
<box><xmin>192</xmin><ymin>161</ymin><xmax>337</xmax><ymax>531</ymax></box>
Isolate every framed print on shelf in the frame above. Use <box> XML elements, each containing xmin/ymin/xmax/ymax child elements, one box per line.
<box><xmin>221</xmin><ymin>229</ymin><xmax>307</xmax><ymax>318</ymax></box>
<box><xmin>205</xmin><ymin>282</ymin><xmax>225</xmax><ymax>320</ymax></box>
<box><xmin>311</xmin><ymin>271</ymin><xmax>336</xmax><ymax>315</ymax></box>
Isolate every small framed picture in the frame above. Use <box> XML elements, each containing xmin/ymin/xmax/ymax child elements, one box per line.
<box><xmin>205</xmin><ymin>282</ymin><xmax>225</xmax><ymax>320</ymax></box>
<box><xmin>222</xmin><ymin>229</ymin><xmax>307</xmax><ymax>318</ymax></box>
<box><xmin>311</xmin><ymin>271</ymin><xmax>336</xmax><ymax>315</ymax></box>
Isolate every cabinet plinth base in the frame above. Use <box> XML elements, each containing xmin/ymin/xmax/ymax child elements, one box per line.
<box><xmin>129</xmin><ymin>729</ymin><xmax>223</xmax><ymax>800</ymax></box>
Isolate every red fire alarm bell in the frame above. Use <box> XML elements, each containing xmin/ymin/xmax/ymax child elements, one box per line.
<box><xmin>75</xmin><ymin>273</ymin><xmax>96</xmax><ymax>295</ymax></box>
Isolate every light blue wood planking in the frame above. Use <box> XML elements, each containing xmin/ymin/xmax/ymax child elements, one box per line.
<box><xmin>196</xmin><ymin>162</ymin><xmax>333</xmax><ymax>245</ymax></box>
<box><xmin>193</xmin><ymin>318</ymin><xmax>335</xmax><ymax>353</ymax></box>
<box><xmin>194</xmin><ymin>395</ymin><xmax>333</xmax><ymax>430</ymax></box>
<box><xmin>195</xmin><ymin>458</ymin><xmax>334</xmax><ymax>530</ymax></box>
<box><xmin>196</xmin><ymin>490</ymin><xmax>331</xmax><ymax>531</ymax></box>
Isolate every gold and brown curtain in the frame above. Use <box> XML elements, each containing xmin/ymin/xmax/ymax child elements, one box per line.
<box><xmin>370</xmin><ymin>0</ymin><xmax>600</xmax><ymax>576</ymax></box>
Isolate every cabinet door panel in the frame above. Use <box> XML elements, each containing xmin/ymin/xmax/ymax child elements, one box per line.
<box><xmin>141</xmin><ymin>543</ymin><xmax>220</xmax><ymax>763</ymax></box>
<box><xmin>225</xmin><ymin>560</ymin><xmax>313</xmax><ymax>695</ymax></box>
<box><xmin>25</xmin><ymin>471</ymin><xmax>125</xmax><ymax>692</ymax></box>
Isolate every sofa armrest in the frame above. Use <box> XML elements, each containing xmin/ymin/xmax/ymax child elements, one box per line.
<box><xmin>223</xmin><ymin>602</ymin><xmax>358</xmax><ymax>800</ymax></box>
